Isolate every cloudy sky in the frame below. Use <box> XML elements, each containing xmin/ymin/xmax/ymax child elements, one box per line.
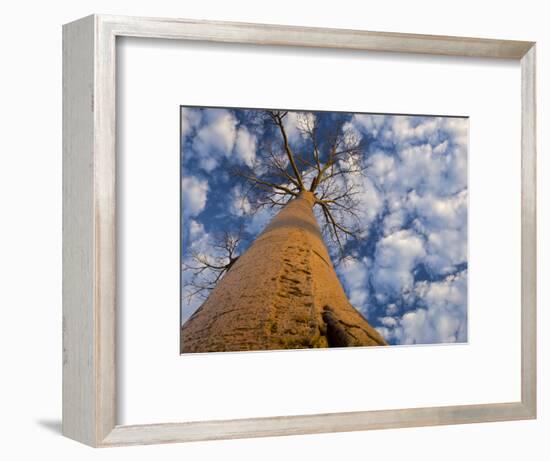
<box><xmin>181</xmin><ymin>106</ymin><xmax>468</xmax><ymax>346</ymax></box>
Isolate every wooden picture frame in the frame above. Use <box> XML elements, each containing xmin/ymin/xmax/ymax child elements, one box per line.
<box><xmin>62</xmin><ymin>14</ymin><xmax>537</xmax><ymax>447</ymax></box>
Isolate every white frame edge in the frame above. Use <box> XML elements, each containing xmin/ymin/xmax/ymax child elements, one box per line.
<box><xmin>62</xmin><ymin>14</ymin><xmax>537</xmax><ymax>447</ymax></box>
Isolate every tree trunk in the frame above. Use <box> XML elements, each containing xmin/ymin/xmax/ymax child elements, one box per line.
<box><xmin>181</xmin><ymin>191</ymin><xmax>387</xmax><ymax>353</ymax></box>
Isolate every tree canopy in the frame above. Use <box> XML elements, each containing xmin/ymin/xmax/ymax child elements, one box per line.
<box><xmin>234</xmin><ymin>109</ymin><xmax>369</xmax><ymax>253</ymax></box>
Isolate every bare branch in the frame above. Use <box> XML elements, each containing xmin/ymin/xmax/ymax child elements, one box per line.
<box><xmin>268</xmin><ymin>111</ymin><xmax>305</xmax><ymax>190</ymax></box>
<box><xmin>265</xmin><ymin>148</ymin><xmax>301</xmax><ymax>188</ymax></box>
<box><xmin>183</xmin><ymin>228</ymin><xmax>245</xmax><ymax>303</ymax></box>
<box><xmin>318</xmin><ymin>201</ymin><xmax>358</xmax><ymax>257</ymax></box>
<box><xmin>233</xmin><ymin>169</ymin><xmax>299</xmax><ymax>197</ymax></box>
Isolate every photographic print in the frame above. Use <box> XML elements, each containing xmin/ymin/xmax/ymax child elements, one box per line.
<box><xmin>180</xmin><ymin>107</ymin><xmax>468</xmax><ymax>353</ymax></box>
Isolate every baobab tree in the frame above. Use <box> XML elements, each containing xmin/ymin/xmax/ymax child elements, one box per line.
<box><xmin>181</xmin><ymin>109</ymin><xmax>387</xmax><ymax>353</ymax></box>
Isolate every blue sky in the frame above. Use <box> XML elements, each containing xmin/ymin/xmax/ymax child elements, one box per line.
<box><xmin>181</xmin><ymin>106</ymin><xmax>468</xmax><ymax>346</ymax></box>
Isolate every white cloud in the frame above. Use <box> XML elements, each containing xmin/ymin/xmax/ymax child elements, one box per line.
<box><xmin>424</xmin><ymin>228</ymin><xmax>467</xmax><ymax>274</ymax></box>
<box><xmin>375</xmin><ymin>270</ymin><xmax>467</xmax><ymax>345</ymax></box>
<box><xmin>234</xmin><ymin>126</ymin><xmax>257</xmax><ymax>167</ymax></box>
<box><xmin>229</xmin><ymin>184</ymin><xmax>252</xmax><ymax>217</ymax></box>
<box><xmin>442</xmin><ymin>117</ymin><xmax>469</xmax><ymax>148</ymax></box>
<box><xmin>385</xmin><ymin>304</ymin><xmax>398</xmax><ymax>316</ymax></box>
<box><xmin>181</xmin><ymin>176</ymin><xmax>209</xmax><ymax>217</ymax></box>
<box><xmin>371</xmin><ymin>229</ymin><xmax>426</xmax><ymax>295</ymax></box>
<box><xmin>398</xmin><ymin>271</ymin><xmax>467</xmax><ymax>344</ymax></box>
<box><xmin>405</xmin><ymin>190</ymin><xmax>467</xmax><ymax>274</ymax></box>
<box><xmin>397</xmin><ymin>143</ymin><xmax>440</xmax><ymax>186</ymax></box>
<box><xmin>433</xmin><ymin>139</ymin><xmax>449</xmax><ymax>155</ymax></box>
<box><xmin>337</xmin><ymin>257</ymin><xmax>371</xmax><ymax>314</ymax></box>
<box><xmin>192</xmin><ymin>109</ymin><xmax>238</xmax><ymax>171</ymax></box>
<box><xmin>368</xmin><ymin>152</ymin><xmax>395</xmax><ymax>183</ymax></box>
<box><xmin>189</xmin><ymin>219</ymin><xmax>204</xmax><ymax>239</ymax></box>
<box><xmin>379</xmin><ymin>316</ymin><xmax>398</xmax><ymax>328</ymax></box>
<box><xmin>352</xmin><ymin>114</ymin><xmax>387</xmax><ymax>138</ymax></box>
<box><xmin>410</xmin><ymin>189</ymin><xmax>467</xmax><ymax>230</ymax></box>
<box><xmin>382</xmin><ymin>209</ymin><xmax>406</xmax><ymax>236</ymax></box>
<box><xmin>282</xmin><ymin>112</ymin><xmax>301</xmax><ymax>143</ymax></box>
<box><xmin>184</xmin><ymin>108</ymin><xmax>263</xmax><ymax>171</ymax></box>
<box><xmin>187</xmin><ymin>219</ymin><xmax>211</xmax><ymax>253</ymax></box>
<box><xmin>358</xmin><ymin>176</ymin><xmax>384</xmax><ymax>224</ymax></box>
<box><xmin>392</xmin><ymin>116</ymin><xmax>439</xmax><ymax>143</ymax></box>
<box><xmin>181</xmin><ymin>107</ymin><xmax>202</xmax><ymax>140</ymax></box>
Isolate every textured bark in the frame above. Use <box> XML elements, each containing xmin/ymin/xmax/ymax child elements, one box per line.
<box><xmin>181</xmin><ymin>191</ymin><xmax>387</xmax><ymax>353</ymax></box>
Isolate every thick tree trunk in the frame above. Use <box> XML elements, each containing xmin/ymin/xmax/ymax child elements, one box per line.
<box><xmin>181</xmin><ymin>191</ymin><xmax>387</xmax><ymax>353</ymax></box>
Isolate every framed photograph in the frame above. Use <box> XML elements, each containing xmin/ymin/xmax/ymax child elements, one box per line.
<box><xmin>63</xmin><ymin>15</ymin><xmax>536</xmax><ymax>447</ymax></box>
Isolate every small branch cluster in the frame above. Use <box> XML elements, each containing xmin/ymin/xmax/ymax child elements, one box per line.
<box><xmin>183</xmin><ymin>229</ymin><xmax>244</xmax><ymax>302</ymax></box>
